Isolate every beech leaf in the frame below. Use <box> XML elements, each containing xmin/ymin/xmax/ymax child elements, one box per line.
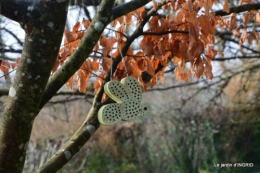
<box><xmin>239</xmin><ymin>28</ymin><xmax>247</xmax><ymax>45</ymax></box>
<box><xmin>222</xmin><ymin>0</ymin><xmax>230</xmax><ymax>13</ymax></box>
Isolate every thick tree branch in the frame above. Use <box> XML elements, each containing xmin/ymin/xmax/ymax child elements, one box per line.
<box><xmin>214</xmin><ymin>3</ymin><xmax>260</xmax><ymax>16</ymax></box>
<box><xmin>0</xmin><ymin>1</ymin><xmax>69</xmax><ymax>172</ymax></box>
<box><xmin>111</xmin><ymin>0</ymin><xmax>150</xmax><ymax>20</ymax></box>
<box><xmin>0</xmin><ymin>0</ymin><xmax>27</xmax><ymax>22</ymax></box>
<box><xmin>69</xmin><ymin>0</ymin><xmax>102</xmax><ymax>6</ymax></box>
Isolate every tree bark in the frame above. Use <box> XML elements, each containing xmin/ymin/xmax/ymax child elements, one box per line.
<box><xmin>0</xmin><ymin>1</ymin><xmax>69</xmax><ymax>172</ymax></box>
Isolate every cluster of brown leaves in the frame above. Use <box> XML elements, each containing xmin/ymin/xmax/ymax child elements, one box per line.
<box><xmin>52</xmin><ymin>0</ymin><xmax>260</xmax><ymax>93</ymax></box>
<box><xmin>218</xmin><ymin>0</ymin><xmax>260</xmax><ymax>46</ymax></box>
<box><xmin>0</xmin><ymin>59</ymin><xmax>20</xmax><ymax>79</ymax></box>
<box><xmin>2</xmin><ymin>0</ymin><xmax>257</xmax><ymax>93</ymax></box>
<box><xmin>52</xmin><ymin>19</ymin><xmax>100</xmax><ymax>92</ymax></box>
<box><xmin>143</xmin><ymin>0</ymin><xmax>219</xmax><ymax>83</ymax></box>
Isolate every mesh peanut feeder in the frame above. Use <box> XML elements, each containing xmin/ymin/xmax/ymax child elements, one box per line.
<box><xmin>98</xmin><ymin>76</ymin><xmax>152</xmax><ymax>125</ymax></box>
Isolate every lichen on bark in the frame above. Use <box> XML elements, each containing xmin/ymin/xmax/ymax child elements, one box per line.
<box><xmin>0</xmin><ymin>1</ymin><xmax>69</xmax><ymax>173</ymax></box>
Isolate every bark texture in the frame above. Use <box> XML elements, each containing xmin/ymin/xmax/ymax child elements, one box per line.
<box><xmin>0</xmin><ymin>1</ymin><xmax>69</xmax><ymax>172</ymax></box>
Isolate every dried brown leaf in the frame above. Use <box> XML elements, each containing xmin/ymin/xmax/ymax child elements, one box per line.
<box><xmin>66</xmin><ymin>75</ymin><xmax>74</xmax><ymax>89</ymax></box>
<box><xmin>91</xmin><ymin>58</ymin><xmax>99</xmax><ymax>72</ymax></box>
<box><xmin>199</xmin><ymin>15</ymin><xmax>214</xmax><ymax>37</ymax></box>
<box><xmin>140</xmin><ymin>36</ymin><xmax>153</xmax><ymax>56</ymax></box>
<box><xmin>77</xmin><ymin>69</ymin><xmax>90</xmax><ymax>93</ymax></box>
<box><xmin>93</xmin><ymin>71</ymin><xmax>106</xmax><ymax>93</ymax></box>
<box><xmin>204</xmin><ymin>0</ymin><xmax>213</xmax><ymax>16</ymax></box>
<box><xmin>206</xmin><ymin>46</ymin><xmax>217</xmax><ymax>59</ymax></box>
<box><xmin>229</xmin><ymin>13</ymin><xmax>237</xmax><ymax>29</ymax></box>
<box><xmin>158</xmin><ymin>37</ymin><xmax>165</xmax><ymax>55</ymax></box>
<box><xmin>82</xmin><ymin>19</ymin><xmax>91</xmax><ymax>30</ymax></box>
<box><xmin>147</xmin><ymin>76</ymin><xmax>157</xmax><ymax>88</ymax></box>
<box><xmin>239</xmin><ymin>28</ymin><xmax>247</xmax><ymax>45</ymax></box>
<box><xmin>242</xmin><ymin>12</ymin><xmax>250</xmax><ymax>24</ymax></box>
<box><xmin>188</xmin><ymin>40</ymin><xmax>204</xmax><ymax>58</ymax></box>
<box><xmin>9</xmin><ymin>58</ymin><xmax>20</xmax><ymax>69</ymax></box>
<box><xmin>204</xmin><ymin>60</ymin><xmax>213</xmax><ymax>79</ymax></box>
<box><xmin>0</xmin><ymin>60</ymin><xmax>10</xmax><ymax>79</ymax></box>
<box><xmin>72</xmin><ymin>22</ymin><xmax>80</xmax><ymax>34</ymax></box>
<box><xmin>64</xmin><ymin>30</ymin><xmax>74</xmax><ymax>44</ymax></box>
<box><xmin>152</xmin><ymin>58</ymin><xmax>160</xmax><ymax>70</ymax></box>
<box><xmin>232</xmin><ymin>26</ymin><xmax>241</xmax><ymax>38</ymax></box>
<box><xmin>124</xmin><ymin>12</ymin><xmax>132</xmax><ymax>29</ymax></box>
<box><xmin>174</xmin><ymin>66</ymin><xmax>179</xmax><ymax>81</ymax></box>
<box><xmin>110</xmin><ymin>20</ymin><xmax>118</xmax><ymax>27</ymax></box>
<box><xmin>132</xmin><ymin>5</ymin><xmax>145</xmax><ymax>23</ymax></box>
<box><xmin>144</xmin><ymin>57</ymin><xmax>155</xmax><ymax>76</ymax></box>
<box><xmin>191</xmin><ymin>57</ymin><xmax>204</xmax><ymax>78</ymax></box>
<box><xmin>149</xmin><ymin>16</ymin><xmax>159</xmax><ymax>32</ymax></box>
<box><xmin>248</xmin><ymin>34</ymin><xmax>253</xmax><ymax>44</ymax></box>
<box><xmin>239</xmin><ymin>0</ymin><xmax>245</xmax><ymax>5</ymax></box>
<box><xmin>186</xmin><ymin>0</ymin><xmax>193</xmax><ymax>11</ymax></box>
<box><xmin>254</xmin><ymin>12</ymin><xmax>260</xmax><ymax>23</ymax></box>
<box><xmin>102</xmin><ymin>57</ymin><xmax>112</xmax><ymax>72</ymax></box>
<box><xmin>222</xmin><ymin>0</ymin><xmax>230</xmax><ymax>13</ymax></box>
<box><xmin>152</xmin><ymin>0</ymin><xmax>158</xmax><ymax>11</ymax></box>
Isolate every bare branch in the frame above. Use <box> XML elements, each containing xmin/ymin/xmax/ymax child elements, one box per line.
<box><xmin>0</xmin><ymin>48</ymin><xmax>22</xmax><ymax>53</ymax></box>
<box><xmin>142</xmin><ymin>30</ymin><xmax>188</xmax><ymax>36</ymax></box>
<box><xmin>214</xmin><ymin>3</ymin><xmax>260</xmax><ymax>16</ymax></box>
<box><xmin>69</xmin><ymin>0</ymin><xmax>102</xmax><ymax>6</ymax></box>
<box><xmin>111</xmin><ymin>0</ymin><xmax>151</xmax><ymax>20</ymax></box>
<box><xmin>1</xmin><ymin>28</ymin><xmax>23</xmax><ymax>46</ymax></box>
<box><xmin>213</xmin><ymin>56</ymin><xmax>260</xmax><ymax>61</ymax></box>
<box><xmin>148</xmin><ymin>63</ymin><xmax>260</xmax><ymax>92</ymax></box>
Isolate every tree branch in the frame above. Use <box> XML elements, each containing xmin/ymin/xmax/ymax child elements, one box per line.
<box><xmin>0</xmin><ymin>89</ymin><xmax>94</xmax><ymax>98</ymax></box>
<box><xmin>148</xmin><ymin>63</ymin><xmax>260</xmax><ymax>92</ymax></box>
<box><xmin>222</xmin><ymin>37</ymin><xmax>260</xmax><ymax>54</ymax></box>
<box><xmin>111</xmin><ymin>0</ymin><xmax>150</xmax><ymax>20</ymax></box>
<box><xmin>213</xmin><ymin>56</ymin><xmax>260</xmax><ymax>61</ymax></box>
<box><xmin>0</xmin><ymin>0</ymin><xmax>70</xmax><ymax>172</ymax></box>
<box><xmin>0</xmin><ymin>48</ymin><xmax>22</xmax><ymax>54</ymax></box>
<box><xmin>1</xmin><ymin>28</ymin><xmax>23</xmax><ymax>46</ymax></box>
<box><xmin>69</xmin><ymin>0</ymin><xmax>102</xmax><ymax>6</ymax></box>
<box><xmin>0</xmin><ymin>0</ymin><xmax>32</xmax><ymax>23</ymax></box>
<box><xmin>142</xmin><ymin>30</ymin><xmax>188</xmax><ymax>35</ymax></box>
<box><xmin>36</xmin><ymin>0</ymin><xmax>116</xmax><ymax>172</ymax></box>
<box><xmin>214</xmin><ymin>3</ymin><xmax>260</xmax><ymax>16</ymax></box>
